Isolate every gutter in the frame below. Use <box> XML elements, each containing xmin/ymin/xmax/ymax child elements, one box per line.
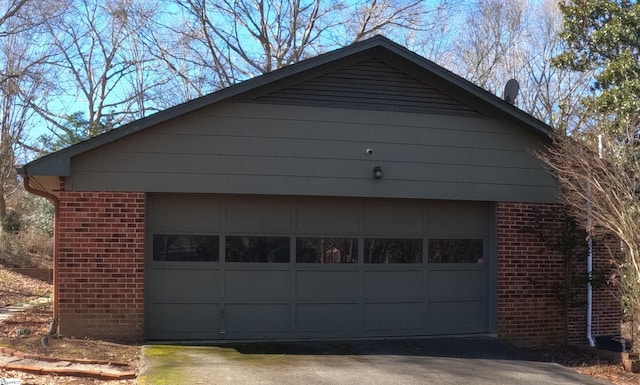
<box><xmin>20</xmin><ymin>171</ymin><xmax>60</xmax><ymax>334</ymax></box>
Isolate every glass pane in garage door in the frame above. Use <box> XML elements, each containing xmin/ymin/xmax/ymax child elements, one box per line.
<box><xmin>226</xmin><ymin>236</ymin><xmax>290</xmax><ymax>262</ymax></box>
<box><xmin>364</xmin><ymin>238</ymin><xmax>422</xmax><ymax>263</ymax></box>
<box><xmin>428</xmin><ymin>239</ymin><xmax>484</xmax><ymax>263</ymax></box>
<box><xmin>296</xmin><ymin>238</ymin><xmax>358</xmax><ymax>263</ymax></box>
<box><xmin>152</xmin><ymin>234</ymin><xmax>219</xmax><ymax>262</ymax></box>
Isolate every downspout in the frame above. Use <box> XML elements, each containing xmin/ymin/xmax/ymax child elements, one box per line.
<box><xmin>586</xmin><ymin>135</ymin><xmax>604</xmax><ymax>348</ymax></box>
<box><xmin>21</xmin><ymin>173</ymin><xmax>60</xmax><ymax>335</ymax></box>
<box><xmin>586</xmin><ymin>188</ymin><xmax>595</xmax><ymax>348</ymax></box>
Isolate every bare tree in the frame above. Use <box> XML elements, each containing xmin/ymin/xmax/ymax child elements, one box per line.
<box><xmin>0</xmin><ymin>0</ymin><xmax>36</xmax><ymax>37</ymax></box>
<box><xmin>155</xmin><ymin>0</ymin><xmax>344</xmax><ymax>96</ymax></box>
<box><xmin>540</xmin><ymin>132</ymin><xmax>640</xmax><ymax>328</ymax></box>
<box><xmin>515</xmin><ymin>0</ymin><xmax>593</xmax><ymax>132</ymax></box>
<box><xmin>113</xmin><ymin>0</ymin><xmax>165</xmax><ymax>120</ymax></box>
<box><xmin>454</xmin><ymin>0</ymin><xmax>527</xmax><ymax>91</ymax></box>
<box><xmin>149</xmin><ymin>0</ymin><xmax>459</xmax><ymax>102</ymax></box>
<box><xmin>0</xmin><ymin>1</ymin><xmax>60</xmax><ymax>226</ymax></box>
<box><xmin>450</xmin><ymin>0</ymin><xmax>592</xmax><ymax>131</ymax></box>
<box><xmin>36</xmin><ymin>0</ymin><xmax>161</xmax><ymax>139</ymax></box>
<box><xmin>345</xmin><ymin>0</ymin><xmax>454</xmax><ymax>44</ymax></box>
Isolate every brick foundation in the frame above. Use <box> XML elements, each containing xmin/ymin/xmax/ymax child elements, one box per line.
<box><xmin>57</xmin><ymin>191</ymin><xmax>145</xmax><ymax>342</ymax></box>
<box><xmin>497</xmin><ymin>202</ymin><xmax>620</xmax><ymax>346</ymax></box>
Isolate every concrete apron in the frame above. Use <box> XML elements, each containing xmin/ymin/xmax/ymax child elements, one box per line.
<box><xmin>137</xmin><ymin>338</ymin><xmax>614</xmax><ymax>385</ymax></box>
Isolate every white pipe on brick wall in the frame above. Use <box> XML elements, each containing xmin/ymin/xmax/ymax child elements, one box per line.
<box><xmin>586</xmin><ymin>134</ymin><xmax>603</xmax><ymax>349</ymax></box>
<box><xmin>586</xmin><ymin>175</ymin><xmax>595</xmax><ymax>347</ymax></box>
<box><xmin>587</xmin><ymin>222</ymin><xmax>595</xmax><ymax>348</ymax></box>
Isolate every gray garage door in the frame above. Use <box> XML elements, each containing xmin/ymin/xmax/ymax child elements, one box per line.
<box><xmin>145</xmin><ymin>194</ymin><xmax>493</xmax><ymax>340</ymax></box>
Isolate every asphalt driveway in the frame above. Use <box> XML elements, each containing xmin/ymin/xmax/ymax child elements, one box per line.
<box><xmin>137</xmin><ymin>337</ymin><xmax>613</xmax><ymax>385</ymax></box>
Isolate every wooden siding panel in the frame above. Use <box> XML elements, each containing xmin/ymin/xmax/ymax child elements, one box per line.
<box><xmin>88</xmin><ymin>126</ymin><xmax>538</xmax><ymax>154</ymax></box>
<box><xmin>151</xmin><ymin>103</ymin><xmax>516</xmax><ymax>136</ymax></box>
<box><xmin>70</xmin><ymin>172</ymin><xmax>553</xmax><ymax>203</ymax></box>
<box><xmin>68</xmin><ymin>103</ymin><xmax>556</xmax><ymax>203</ymax></box>
<box><xmin>74</xmin><ymin>136</ymin><xmax>540</xmax><ymax>170</ymax></box>
<box><xmin>250</xmin><ymin>58</ymin><xmax>482</xmax><ymax>116</ymax></box>
<box><xmin>73</xmin><ymin>137</ymin><xmax>541</xmax><ymax>170</ymax></box>
<box><xmin>72</xmin><ymin>152</ymin><xmax>550</xmax><ymax>184</ymax></box>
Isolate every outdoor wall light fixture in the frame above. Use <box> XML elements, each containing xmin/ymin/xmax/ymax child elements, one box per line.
<box><xmin>373</xmin><ymin>166</ymin><xmax>383</xmax><ymax>179</ymax></box>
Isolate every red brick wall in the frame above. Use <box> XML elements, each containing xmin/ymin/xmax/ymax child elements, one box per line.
<box><xmin>496</xmin><ymin>202</ymin><xmax>620</xmax><ymax>346</ymax></box>
<box><xmin>57</xmin><ymin>191</ymin><xmax>145</xmax><ymax>342</ymax></box>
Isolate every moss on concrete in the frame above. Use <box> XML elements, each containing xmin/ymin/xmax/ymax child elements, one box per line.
<box><xmin>137</xmin><ymin>346</ymin><xmax>191</xmax><ymax>385</ymax></box>
<box><xmin>137</xmin><ymin>344</ymin><xmax>293</xmax><ymax>384</ymax></box>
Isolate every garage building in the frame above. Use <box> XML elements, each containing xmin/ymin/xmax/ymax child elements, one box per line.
<box><xmin>20</xmin><ymin>36</ymin><xmax>620</xmax><ymax>344</ymax></box>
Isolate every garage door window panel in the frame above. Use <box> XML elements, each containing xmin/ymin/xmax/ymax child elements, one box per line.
<box><xmin>296</xmin><ymin>237</ymin><xmax>358</xmax><ymax>263</ymax></box>
<box><xmin>428</xmin><ymin>239</ymin><xmax>484</xmax><ymax>263</ymax></box>
<box><xmin>364</xmin><ymin>238</ymin><xmax>422</xmax><ymax>264</ymax></box>
<box><xmin>152</xmin><ymin>234</ymin><xmax>219</xmax><ymax>262</ymax></box>
<box><xmin>226</xmin><ymin>236</ymin><xmax>290</xmax><ymax>263</ymax></box>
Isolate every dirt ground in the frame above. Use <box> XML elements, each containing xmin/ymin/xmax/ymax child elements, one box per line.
<box><xmin>0</xmin><ymin>304</ymin><xmax>140</xmax><ymax>384</ymax></box>
<box><xmin>525</xmin><ymin>345</ymin><xmax>639</xmax><ymax>385</ymax></box>
<box><xmin>0</xmin><ymin>267</ymin><xmax>638</xmax><ymax>384</ymax></box>
<box><xmin>0</xmin><ymin>268</ymin><xmax>51</xmax><ymax>307</ymax></box>
<box><xmin>0</xmin><ymin>268</ymin><xmax>138</xmax><ymax>384</ymax></box>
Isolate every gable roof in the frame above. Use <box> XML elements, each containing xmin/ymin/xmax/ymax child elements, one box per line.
<box><xmin>20</xmin><ymin>35</ymin><xmax>552</xmax><ymax>177</ymax></box>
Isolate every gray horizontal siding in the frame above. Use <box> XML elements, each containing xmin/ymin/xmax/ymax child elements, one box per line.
<box><xmin>68</xmin><ymin>102</ymin><xmax>557</xmax><ymax>203</ymax></box>
<box><xmin>88</xmin><ymin>125</ymin><xmax>538</xmax><ymax>154</ymax></box>
<box><xmin>73</xmin><ymin>155</ymin><xmax>549</xmax><ymax>185</ymax></box>
<box><xmin>250</xmin><ymin>58</ymin><xmax>482</xmax><ymax>116</ymax></box>
<box><xmin>70</xmin><ymin>173</ymin><xmax>554</xmax><ymax>202</ymax></box>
